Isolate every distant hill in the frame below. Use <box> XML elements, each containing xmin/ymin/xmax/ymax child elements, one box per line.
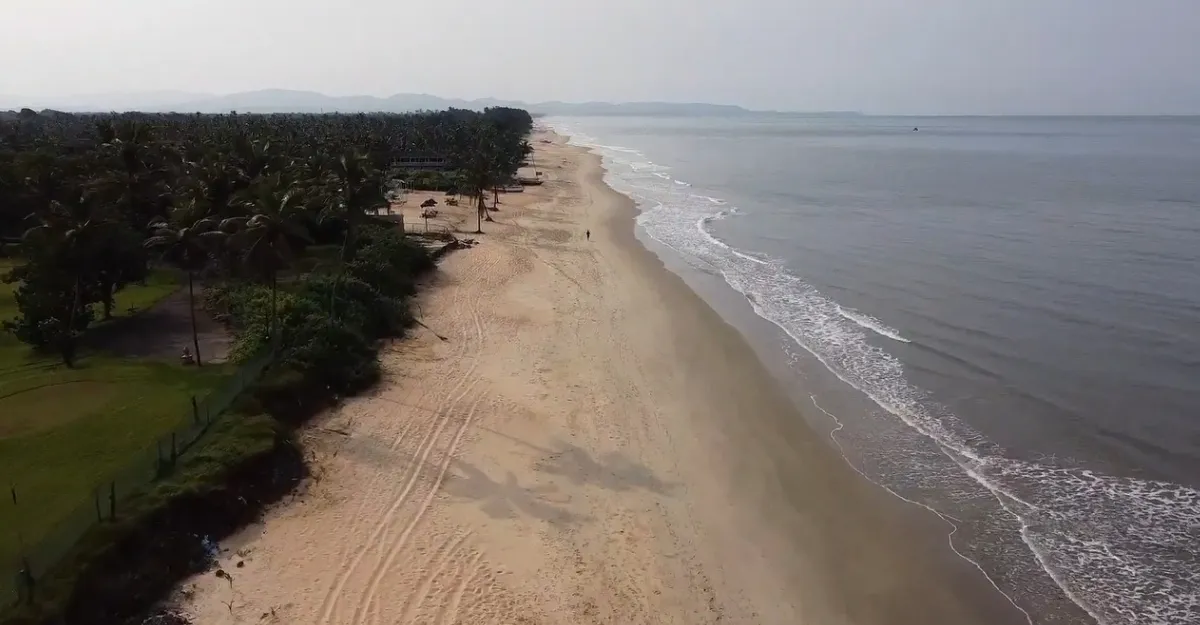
<box><xmin>0</xmin><ymin>89</ymin><xmax>763</xmax><ymax>117</ymax></box>
<box><xmin>532</xmin><ymin>101</ymin><xmax>752</xmax><ymax>117</ymax></box>
<box><xmin>0</xmin><ymin>108</ymin><xmax>70</xmax><ymax>121</ymax></box>
<box><xmin>0</xmin><ymin>90</ymin><xmax>211</xmax><ymax>113</ymax></box>
<box><xmin>160</xmin><ymin>90</ymin><xmax>509</xmax><ymax>114</ymax></box>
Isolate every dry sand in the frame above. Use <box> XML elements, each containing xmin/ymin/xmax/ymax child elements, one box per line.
<box><xmin>181</xmin><ymin>132</ymin><xmax>1028</xmax><ymax>625</ymax></box>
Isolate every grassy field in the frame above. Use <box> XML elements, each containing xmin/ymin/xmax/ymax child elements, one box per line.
<box><xmin>0</xmin><ymin>259</ymin><xmax>232</xmax><ymax>572</ymax></box>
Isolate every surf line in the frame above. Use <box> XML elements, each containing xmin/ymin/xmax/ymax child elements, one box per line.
<box><xmin>809</xmin><ymin>395</ymin><xmax>1034</xmax><ymax>625</ymax></box>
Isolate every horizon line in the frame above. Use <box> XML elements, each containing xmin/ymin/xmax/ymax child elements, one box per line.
<box><xmin>3</xmin><ymin>90</ymin><xmax>1200</xmax><ymax>118</ymax></box>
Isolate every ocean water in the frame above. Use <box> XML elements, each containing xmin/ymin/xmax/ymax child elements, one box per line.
<box><xmin>548</xmin><ymin>115</ymin><xmax>1200</xmax><ymax>625</ymax></box>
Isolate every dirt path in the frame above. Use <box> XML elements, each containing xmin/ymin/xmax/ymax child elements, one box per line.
<box><xmin>85</xmin><ymin>287</ymin><xmax>231</xmax><ymax>364</ymax></box>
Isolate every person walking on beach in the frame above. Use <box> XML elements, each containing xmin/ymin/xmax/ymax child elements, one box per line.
<box><xmin>586</xmin><ymin>229</ymin><xmax>591</xmax><ymax>241</ymax></box>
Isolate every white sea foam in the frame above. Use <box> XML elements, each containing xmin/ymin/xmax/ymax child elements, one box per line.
<box><xmin>835</xmin><ymin>305</ymin><xmax>911</xmax><ymax>343</ymax></box>
<box><xmin>697</xmin><ymin>210</ymin><xmax>769</xmax><ymax>266</ymax></box>
<box><xmin>694</xmin><ymin>194</ymin><xmax>727</xmax><ymax>205</ymax></box>
<box><xmin>551</xmin><ymin>120</ymin><xmax>1200</xmax><ymax>625</ymax></box>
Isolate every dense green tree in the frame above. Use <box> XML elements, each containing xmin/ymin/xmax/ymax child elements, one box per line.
<box><xmin>89</xmin><ymin>224</ymin><xmax>148</xmax><ymax>320</ymax></box>
<box><xmin>10</xmin><ymin>196</ymin><xmax>117</xmax><ymax>365</ymax></box>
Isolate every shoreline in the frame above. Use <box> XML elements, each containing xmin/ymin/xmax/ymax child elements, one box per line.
<box><xmin>574</xmin><ymin>135</ymin><xmax>1035</xmax><ymax>625</ymax></box>
<box><xmin>564</xmin><ymin>127</ymin><xmax>1104</xmax><ymax>625</ymax></box>
<box><xmin>179</xmin><ymin>131</ymin><xmax>1030</xmax><ymax>624</ymax></box>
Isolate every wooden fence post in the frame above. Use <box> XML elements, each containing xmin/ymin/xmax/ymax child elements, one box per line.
<box><xmin>19</xmin><ymin>557</ymin><xmax>34</xmax><ymax>605</ymax></box>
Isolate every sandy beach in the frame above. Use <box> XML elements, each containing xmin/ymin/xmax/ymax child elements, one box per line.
<box><xmin>180</xmin><ymin>131</ymin><xmax>1029</xmax><ymax>625</ymax></box>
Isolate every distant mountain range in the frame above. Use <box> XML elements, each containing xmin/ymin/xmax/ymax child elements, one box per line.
<box><xmin>0</xmin><ymin>89</ymin><xmax>803</xmax><ymax>117</ymax></box>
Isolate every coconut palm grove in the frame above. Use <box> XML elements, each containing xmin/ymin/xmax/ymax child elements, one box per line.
<box><xmin>0</xmin><ymin>106</ymin><xmax>533</xmax><ymax>624</ymax></box>
<box><xmin>0</xmin><ymin>107</ymin><xmax>532</xmax><ymax>365</ymax></box>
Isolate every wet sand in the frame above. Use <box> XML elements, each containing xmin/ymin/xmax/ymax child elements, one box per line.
<box><xmin>180</xmin><ymin>132</ymin><xmax>1029</xmax><ymax>624</ymax></box>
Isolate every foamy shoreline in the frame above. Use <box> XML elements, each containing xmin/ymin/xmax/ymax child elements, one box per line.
<box><xmin>558</xmin><ymin>118</ymin><xmax>1200</xmax><ymax>625</ymax></box>
<box><xmin>178</xmin><ymin>131</ymin><xmax>1029</xmax><ymax>625</ymax></box>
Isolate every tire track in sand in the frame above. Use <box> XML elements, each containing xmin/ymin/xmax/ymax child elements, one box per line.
<box><xmin>384</xmin><ymin>530</ymin><xmax>473</xmax><ymax>625</ymax></box>
<box><xmin>356</xmin><ymin>257</ymin><xmax>499</xmax><ymax>623</ymax></box>
<box><xmin>316</xmin><ymin>252</ymin><xmax>495</xmax><ymax>625</ymax></box>
<box><xmin>317</xmin><ymin>376</ymin><xmax>475</xmax><ymax>625</ymax></box>
<box><xmin>319</xmin><ymin>274</ymin><xmax>479</xmax><ymax>574</ymax></box>
<box><xmin>435</xmin><ymin>549</ymin><xmax>486</xmax><ymax>625</ymax></box>
<box><xmin>354</xmin><ymin>390</ymin><xmax>485</xmax><ymax>623</ymax></box>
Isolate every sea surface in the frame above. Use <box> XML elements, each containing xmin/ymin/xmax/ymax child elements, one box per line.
<box><xmin>548</xmin><ymin>115</ymin><xmax>1200</xmax><ymax>625</ymax></box>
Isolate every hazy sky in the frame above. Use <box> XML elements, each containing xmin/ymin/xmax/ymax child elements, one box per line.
<box><xmin>2</xmin><ymin>0</ymin><xmax>1199</xmax><ymax>114</ymax></box>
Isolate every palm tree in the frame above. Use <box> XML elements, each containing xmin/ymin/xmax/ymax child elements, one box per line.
<box><xmin>313</xmin><ymin>152</ymin><xmax>381</xmax><ymax>318</ymax></box>
<box><xmin>185</xmin><ymin>155</ymin><xmax>240</xmax><ymax>219</ymax></box>
<box><xmin>420</xmin><ymin>198</ymin><xmax>438</xmax><ymax>233</ymax></box>
<box><xmin>231</xmin><ymin>136</ymin><xmax>280</xmax><ymax>186</ymax></box>
<box><xmin>144</xmin><ymin>214</ymin><xmax>227</xmax><ymax>366</ymax></box>
<box><xmin>490</xmin><ymin>145</ymin><xmax>524</xmax><ymax>211</ymax></box>
<box><xmin>91</xmin><ymin>120</ymin><xmax>172</xmax><ymax>229</ymax></box>
<box><xmin>460</xmin><ymin>131</ymin><xmax>501</xmax><ymax>234</ymax></box>
<box><xmin>328</xmin><ymin>151</ymin><xmax>383</xmax><ymax>262</ymax></box>
<box><xmin>229</xmin><ymin>176</ymin><xmax>312</xmax><ymax>335</ymax></box>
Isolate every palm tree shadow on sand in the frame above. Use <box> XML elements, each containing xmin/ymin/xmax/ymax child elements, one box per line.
<box><xmin>482</xmin><ymin>428</ymin><xmax>678</xmax><ymax>496</ymax></box>
<box><xmin>441</xmin><ymin>459</ymin><xmax>590</xmax><ymax>526</ymax></box>
<box><xmin>332</xmin><ymin>432</ymin><xmax>589</xmax><ymax>526</ymax></box>
<box><xmin>338</xmin><ymin>430</ymin><xmax>674</xmax><ymax>526</ymax></box>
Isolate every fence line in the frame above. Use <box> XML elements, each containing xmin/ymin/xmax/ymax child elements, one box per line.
<box><xmin>1</xmin><ymin>340</ymin><xmax>280</xmax><ymax>608</ymax></box>
<box><xmin>403</xmin><ymin>221</ymin><xmax>453</xmax><ymax>236</ymax></box>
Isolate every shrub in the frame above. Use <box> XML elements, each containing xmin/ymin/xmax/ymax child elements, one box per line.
<box><xmin>202</xmin><ymin>281</ymin><xmax>236</xmax><ymax>324</ymax></box>
<box><xmin>220</xmin><ymin>284</ymin><xmax>290</xmax><ymax>363</ymax></box>
<box><xmin>297</xmin><ymin>274</ymin><xmax>410</xmax><ymax>339</ymax></box>
<box><xmin>217</xmin><ymin>224</ymin><xmax>430</xmax><ymax>418</ymax></box>
<box><xmin>241</xmin><ymin>367</ymin><xmax>326</xmax><ymax>425</ymax></box>
<box><xmin>351</xmin><ymin>226</ymin><xmax>433</xmax><ymax>298</ymax></box>
<box><xmin>400</xmin><ymin>169</ymin><xmax>462</xmax><ymax>191</ymax></box>
<box><xmin>221</xmin><ymin>281</ymin><xmax>381</xmax><ymax>396</ymax></box>
<box><xmin>287</xmin><ymin>315</ymin><xmax>379</xmax><ymax>394</ymax></box>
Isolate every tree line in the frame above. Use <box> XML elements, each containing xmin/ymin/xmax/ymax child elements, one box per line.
<box><xmin>0</xmin><ymin>107</ymin><xmax>533</xmax><ymax>365</ymax></box>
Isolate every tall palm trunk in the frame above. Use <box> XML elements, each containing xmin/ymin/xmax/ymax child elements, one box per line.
<box><xmin>339</xmin><ymin>216</ymin><xmax>355</xmax><ymax>263</ymax></box>
<box><xmin>62</xmin><ymin>275</ymin><xmax>82</xmax><ymax>368</ymax></box>
<box><xmin>101</xmin><ymin>281</ymin><xmax>115</xmax><ymax>320</ymax></box>
<box><xmin>187</xmin><ymin>271</ymin><xmax>202</xmax><ymax>367</ymax></box>
<box><xmin>472</xmin><ymin>190</ymin><xmax>482</xmax><ymax>232</ymax></box>
<box><xmin>331</xmin><ymin>228</ymin><xmax>352</xmax><ymax>317</ymax></box>
<box><xmin>340</xmin><ymin>204</ymin><xmax>357</xmax><ymax>263</ymax></box>
<box><xmin>270</xmin><ymin>270</ymin><xmax>278</xmax><ymax>339</ymax></box>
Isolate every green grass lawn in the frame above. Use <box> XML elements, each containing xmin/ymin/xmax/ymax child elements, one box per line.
<box><xmin>0</xmin><ymin>259</ymin><xmax>182</xmax><ymax>327</ymax></box>
<box><xmin>0</xmin><ymin>259</ymin><xmax>232</xmax><ymax>573</ymax></box>
<box><xmin>102</xmin><ymin>267</ymin><xmax>182</xmax><ymax>319</ymax></box>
